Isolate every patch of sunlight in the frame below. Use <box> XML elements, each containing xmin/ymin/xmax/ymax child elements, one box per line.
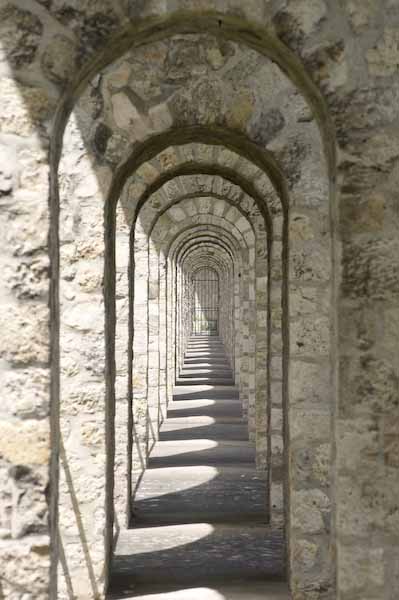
<box><xmin>161</xmin><ymin>440</ymin><xmax>218</xmax><ymax>455</ymax></box>
<box><xmin>147</xmin><ymin>466</ymin><xmax>219</xmax><ymax>496</ymax></box>
<box><xmin>135</xmin><ymin>588</ymin><xmax>225</xmax><ymax>600</ymax></box>
<box><xmin>169</xmin><ymin>416</ymin><xmax>216</xmax><ymax>425</ymax></box>
<box><xmin>135</xmin><ymin>523</ymin><xmax>215</xmax><ymax>551</ymax></box>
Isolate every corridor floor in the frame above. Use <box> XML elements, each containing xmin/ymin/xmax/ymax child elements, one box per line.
<box><xmin>109</xmin><ymin>336</ymin><xmax>289</xmax><ymax>599</ymax></box>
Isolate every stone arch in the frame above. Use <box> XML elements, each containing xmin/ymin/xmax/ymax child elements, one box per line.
<box><xmin>52</xmin><ymin>13</ymin><xmax>333</xmax><ymax>599</ymax></box>
<box><xmin>3</xmin><ymin>5</ymin><xmax>398</xmax><ymax>600</ymax></box>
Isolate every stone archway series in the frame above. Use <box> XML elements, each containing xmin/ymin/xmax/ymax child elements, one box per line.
<box><xmin>0</xmin><ymin>5</ymin><xmax>398</xmax><ymax>600</ymax></box>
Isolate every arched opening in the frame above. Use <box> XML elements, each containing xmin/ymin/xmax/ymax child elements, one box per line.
<box><xmin>12</xmin><ymin>10</ymin><xmax>335</xmax><ymax>600</ymax></box>
<box><xmin>191</xmin><ymin>267</ymin><xmax>220</xmax><ymax>338</ymax></box>
<box><xmin>3</xmin><ymin>6</ymin><xmax>397</xmax><ymax>600</ymax></box>
<box><xmin>54</xmin><ymin>25</ymin><xmax>333</xmax><ymax>592</ymax></box>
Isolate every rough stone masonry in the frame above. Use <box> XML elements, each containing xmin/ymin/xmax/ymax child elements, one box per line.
<box><xmin>0</xmin><ymin>1</ymin><xmax>398</xmax><ymax>600</ymax></box>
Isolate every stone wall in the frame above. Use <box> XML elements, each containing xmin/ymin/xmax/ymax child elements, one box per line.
<box><xmin>0</xmin><ymin>2</ymin><xmax>398</xmax><ymax>600</ymax></box>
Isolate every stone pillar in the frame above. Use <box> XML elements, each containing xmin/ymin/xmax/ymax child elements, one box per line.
<box><xmin>58</xmin><ymin>144</ymin><xmax>109</xmax><ymax>598</ymax></box>
<box><xmin>0</xmin><ymin>75</ymin><xmax>52</xmax><ymax>597</ymax></box>
<box><xmin>255</xmin><ymin>226</ymin><xmax>269</xmax><ymax>472</ymax></box>
<box><xmin>147</xmin><ymin>240</ymin><xmax>160</xmax><ymax>446</ymax></box>
<box><xmin>114</xmin><ymin>204</ymin><xmax>130</xmax><ymax>528</ymax></box>
<box><xmin>132</xmin><ymin>224</ymin><xmax>149</xmax><ymax>476</ymax></box>
<box><xmin>288</xmin><ymin>206</ymin><xmax>332</xmax><ymax>597</ymax></box>
<box><xmin>270</xmin><ymin>231</ymin><xmax>284</xmax><ymax>527</ymax></box>
<box><xmin>158</xmin><ymin>254</ymin><xmax>168</xmax><ymax>423</ymax></box>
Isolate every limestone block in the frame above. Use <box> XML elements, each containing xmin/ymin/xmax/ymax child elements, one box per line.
<box><xmin>42</xmin><ymin>35</ymin><xmax>78</xmax><ymax>85</ymax></box>
<box><xmin>195</xmin><ymin>144</ymin><xmax>215</xmax><ymax>164</ymax></box>
<box><xmin>5</xmin><ymin>255</ymin><xmax>49</xmax><ymax>300</ymax></box>
<box><xmin>291</xmin><ymin>538</ymin><xmax>318</xmax><ymax>572</ymax></box>
<box><xmin>370</xmin><ymin>465</ymin><xmax>399</xmax><ymax>537</ymax></box>
<box><xmin>0</xmin><ymin>303</ymin><xmax>48</xmax><ymax>366</ymax></box>
<box><xmin>80</xmin><ymin>420</ymin><xmax>104</xmax><ymax>450</ymax></box>
<box><xmin>271</xmin><ymin>408</ymin><xmax>283</xmax><ymax>433</ymax></box>
<box><xmin>290</xmin><ymin>285</ymin><xmax>329</xmax><ymax>318</ymax></box>
<box><xmin>292</xmin><ymin>154</ymin><xmax>329</xmax><ymax>209</ymax></box>
<box><xmin>290</xmin><ymin>409</ymin><xmax>330</xmax><ymax>444</ymax></box>
<box><xmin>271</xmin><ymin>331</ymin><xmax>283</xmax><ymax>354</ymax></box>
<box><xmin>270</xmin><ymin>381</ymin><xmax>283</xmax><ymax>408</ymax></box>
<box><xmin>284</xmin><ymin>0</ymin><xmax>326</xmax><ymax>35</ymax></box>
<box><xmin>168</xmin><ymin>205</ymin><xmax>186</xmax><ymax>222</ymax></box>
<box><xmin>104</xmin><ymin>61</ymin><xmax>131</xmax><ymax>93</ymax></box>
<box><xmin>291</xmin><ymin>489</ymin><xmax>330</xmax><ymax>534</ymax></box>
<box><xmin>346</xmin><ymin>0</ymin><xmax>378</xmax><ymax>31</ymax></box>
<box><xmin>270</xmin><ymin>357</ymin><xmax>282</xmax><ymax>380</ymax></box>
<box><xmin>63</xmin><ymin>299</ymin><xmax>104</xmax><ymax>333</ymax></box>
<box><xmin>367</xmin><ymin>28</ymin><xmax>399</xmax><ymax>77</ymax></box>
<box><xmin>271</xmin><ymin>435</ymin><xmax>284</xmax><ymax>465</ymax></box>
<box><xmin>248</xmin><ymin>107</ymin><xmax>285</xmax><ymax>147</ymax></box>
<box><xmin>337</xmin><ymin>472</ymin><xmax>384</xmax><ymax>537</ymax></box>
<box><xmin>271</xmin><ymin>481</ymin><xmax>284</xmax><ymax>510</ymax></box>
<box><xmin>341</xmin><ymin>193</ymin><xmax>385</xmax><ymax>235</ymax></box>
<box><xmin>0</xmin><ymin>78</ymin><xmax>52</xmax><ymax>137</ymax></box>
<box><xmin>291</xmin><ymin>443</ymin><xmax>330</xmax><ymax>487</ymax></box>
<box><xmin>76</xmin><ymin>263</ymin><xmax>103</xmax><ymax>293</ymax></box>
<box><xmin>216</xmin><ymin>148</ymin><xmax>240</xmax><ymax>169</ymax></box>
<box><xmin>6</xmin><ymin>194</ymin><xmax>48</xmax><ymax>257</ymax></box>
<box><xmin>0</xmin><ymin>4</ymin><xmax>42</xmax><ymax>69</ymax></box>
<box><xmin>342</xmin><ymin>237</ymin><xmax>399</xmax><ymax>301</ymax></box>
<box><xmin>336</xmin><ymin>417</ymin><xmax>379</xmax><ymax>473</ymax></box>
<box><xmin>339</xmin><ymin>353</ymin><xmax>397</xmax><ymax>416</ymax></box>
<box><xmin>7</xmin><ymin>463</ymin><xmax>48</xmax><ymax>539</ymax></box>
<box><xmin>0</xmin><ymin>420</ymin><xmax>49</xmax><ymax>466</ymax></box>
<box><xmin>290</xmin><ymin>213</ymin><xmax>315</xmax><ymax>241</ymax></box>
<box><xmin>338</xmin><ymin>544</ymin><xmax>384</xmax><ymax>596</ymax></box>
<box><xmin>270</xmin><ymin>305</ymin><xmax>282</xmax><ymax>328</ymax></box>
<box><xmin>2</xmin><ymin>368</ymin><xmax>49</xmax><ymax>420</ymax></box>
<box><xmin>157</xmin><ymin>147</ymin><xmax>180</xmax><ymax>171</ymax></box>
<box><xmin>385</xmin><ymin>436</ymin><xmax>399</xmax><ymax>468</ymax></box>
<box><xmin>225</xmin><ymin>91</ymin><xmax>254</xmax><ymax>130</ymax></box>
<box><xmin>291</xmin><ymin>242</ymin><xmax>330</xmax><ymax>282</ymax></box>
<box><xmin>360</xmin><ymin>132</ymin><xmax>399</xmax><ymax>171</ymax></box>
<box><xmin>0</xmin><ymin>536</ymin><xmax>49</xmax><ymax>599</ymax></box>
<box><xmin>289</xmin><ymin>360</ymin><xmax>330</xmax><ymax>407</ymax></box>
<box><xmin>290</xmin><ymin>316</ymin><xmax>329</xmax><ymax>357</ymax></box>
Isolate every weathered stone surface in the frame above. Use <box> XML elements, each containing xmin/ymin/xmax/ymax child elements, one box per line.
<box><xmin>0</xmin><ymin>304</ymin><xmax>49</xmax><ymax>366</ymax></box>
<box><xmin>291</xmin><ymin>489</ymin><xmax>330</xmax><ymax>535</ymax></box>
<box><xmin>291</xmin><ymin>243</ymin><xmax>330</xmax><ymax>282</ymax></box>
<box><xmin>340</xmin><ymin>353</ymin><xmax>398</xmax><ymax>416</ymax></box>
<box><xmin>338</xmin><ymin>544</ymin><xmax>384</xmax><ymax>595</ymax></box>
<box><xmin>0</xmin><ymin>536</ymin><xmax>49</xmax><ymax>598</ymax></box>
<box><xmin>367</xmin><ymin>28</ymin><xmax>399</xmax><ymax>77</ymax></box>
<box><xmin>2</xmin><ymin>368</ymin><xmax>49</xmax><ymax>420</ymax></box>
<box><xmin>42</xmin><ymin>35</ymin><xmax>77</xmax><ymax>85</ymax></box>
<box><xmin>290</xmin><ymin>316</ymin><xmax>329</xmax><ymax>357</ymax></box>
<box><xmin>0</xmin><ymin>78</ymin><xmax>53</xmax><ymax>137</ymax></box>
<box><xmin>225</xmin><ymin>91</ymin><xmax>255</xmax><ymax>130</ymax></box>
<box><xmin>291</xmin><ymin>539</ymin><xmax>318</xmax><ymax>571</ymax></box>
<box><xmin>0</xmin><ymin>421</ymin><xmax>49</xmax><ymax>466</ymax></box>
<box><xmin>291</xmin><ymin>443</ymin><xmax>330</xmax><ymax>487</ymax></box>
<box><xmin>0</xmin><ymin>4</ymin><xmax>42</xmax><ymax>69</ymax></box>
<box><xmin>249</xmin><ymin>108</ymin><xmax>285</xmax><ymax>146</ymax></box>
<box><xmin>346</xmin><ymin>0</ymin><xmax>379</xmax><ymax>32</ymax></box>
<box><xmin>342</xmin><ymin>238</ymin><xmax>399</xmax><ymax>300</ymax></box>
<box><xmin>1</xmin><ymin>4</ymin><xmax>398</xmax><ymax>599</ymax></box>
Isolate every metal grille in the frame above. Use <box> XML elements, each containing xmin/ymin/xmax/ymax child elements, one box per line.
<box><xmin>192</xmin><ymin>267</ymin><xmax>219</xmax><ymax>336</ymax></box>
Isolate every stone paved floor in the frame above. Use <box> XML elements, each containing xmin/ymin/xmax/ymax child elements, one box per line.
<box><xmin>108</xmin><ymin>336</ymin><xmax>289</xmax><ymax>599</ymax></box>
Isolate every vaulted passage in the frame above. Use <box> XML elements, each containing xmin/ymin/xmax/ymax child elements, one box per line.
<box><xmin>108</xmin><ymin>220</ymin><xmax>287</xmax><ymax>597</ymax></box>
<box><xmin>110</xmin><ymin>335</ymin><xmax>286</xmax><ymax>599</ymax></box>
<box><xmin>3</xmin><ymin>5</ymin><xmax>398</xmax><ymax>600</ymax></box>
<box><xmin>192</xmin><ymin>268</ymin><xmax>220</xmax><ymax>337</ymax></box>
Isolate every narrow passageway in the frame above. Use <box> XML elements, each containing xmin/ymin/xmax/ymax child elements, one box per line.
<box><xmin>109</xmin><ymin>336</ymin><xmax>288</xmax><ymax>599</ymax></box>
